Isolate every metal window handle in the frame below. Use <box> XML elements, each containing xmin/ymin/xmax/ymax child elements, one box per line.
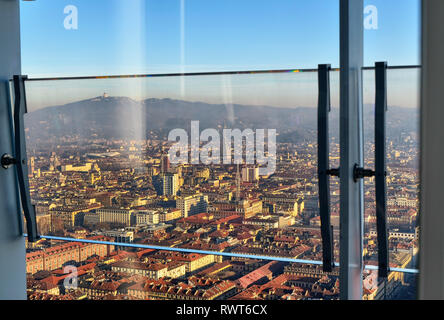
<box><xmin>351</xmin><ymin>62</ymin><xmax>389</xmax><ymax>278</ymax></box>
<box><xmin>9</xmin><ymin>75</ymin><xmax>40</xmax><ymax>242</ymax></box>
<box><xmin>374</xmin><ymin>62</ymin><xmax>389</xmax><ymax>278</ymax></box>
<box><xmin>317</xmin><ymin>64</ymin><xmax>335</xmax><ymax>272</ymax></box>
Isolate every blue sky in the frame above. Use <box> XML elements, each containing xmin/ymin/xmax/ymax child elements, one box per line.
<box><xmin>20</xmin><ymin>0</ymin><xmax>420</xmax><ymax>109</ymax></box>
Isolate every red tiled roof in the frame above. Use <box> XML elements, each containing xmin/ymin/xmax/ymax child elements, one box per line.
<box><xmin>136</xmin><ymin>249</ymin><xmax>155</xmax><ymax>259</ymax></box>
<box><xmin>237</xmin><ymin>261</ymin><xmax>278</xmax><ymax>289</ymax></box>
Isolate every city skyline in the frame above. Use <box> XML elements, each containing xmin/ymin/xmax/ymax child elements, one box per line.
<box><xmin>24</xmin><ymin>86</ymin><xmax>419</xmax><ymax>299</ymax></box>
<box><xmin>19</xmin><ymin>0</ymin><xmax>420</xmax><ymax>301</ymax></box>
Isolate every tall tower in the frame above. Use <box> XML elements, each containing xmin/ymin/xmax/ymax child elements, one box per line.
<box><xmin>161</xmin><ymin>154</ymin><xmax>170</xmax><ymax>173</ymax></box>
<box><xmin>29</xmin><ymin>157</ymin><xmax>35</xmax><ymax>176</ymax></box>
<box><xmin>235</xmin><ymin>163</ymin><xmax>241</xmax><ymax>201</ymax></box>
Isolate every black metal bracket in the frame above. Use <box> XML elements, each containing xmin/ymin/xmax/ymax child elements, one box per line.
<box><xmin>1</xmin><ymin>153</ymin><xmax>18</xmax><ymax>169</ymax></box>
<box><xmin>353</xmin><ymin>164</ymin><xmax>375</xmax><ymax>182</ymax></box>
<box><xmin>353</xmin><ymin>164</ymin><xmax>387</xmax><ymax>182</ymax></box>
<box><xmin>326</xmin><ymin>168</ymin><xmax>340</xmax><ymax>177</ymax></box>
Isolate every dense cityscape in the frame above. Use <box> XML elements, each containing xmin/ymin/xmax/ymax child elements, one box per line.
<box><xmin>24</xmin><ymin>94</ymin><xmax>419</xmax><ymax>300</ymax></box>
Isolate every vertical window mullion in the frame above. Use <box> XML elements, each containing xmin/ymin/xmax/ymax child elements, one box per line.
<box><xmin>339</xmin><ymin>0</ymin><xmax>364</xmax><ymax>300</ymax></box>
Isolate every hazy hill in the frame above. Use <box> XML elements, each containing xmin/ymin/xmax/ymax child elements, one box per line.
<box><xmin>25</xmin><ymin>95</ymin><xmax>418</xmax><ymax>144</ymax></box>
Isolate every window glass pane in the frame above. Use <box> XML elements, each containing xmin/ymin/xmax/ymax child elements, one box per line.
<box><xmin>24</xmin><ymin>69</ymin><xmax>340</xmax><ymax>300</ymax></box>
<box><xmin>364</xmin><ymin>0</ymin><xmax>420</xmax><ymax>66</ymax></box>
<box><xmin>21</xmin><ymin>0</ymin><xmax>423</xmax><ymax>300</ymax></box>
<box><xmin>24</xmin><ymin>71</ymin><xmax>318</xmax><ymax>254</ymax></box>
<box><xmin>21</xmin><ymin>0</ymin><xmax>340</xmax><ymax>78</ymax></box>
<box><xmin>363</xmin><ymin>0</ymin><xmax>420</xmax><ymax>300</ymax></box>
<box><xmin>362</xmin><ymin>67</ymin><xmax>419</xmax><ymax>300</ymax></box>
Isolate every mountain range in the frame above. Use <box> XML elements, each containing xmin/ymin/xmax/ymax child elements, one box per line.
<box><xmin>25</xmin><ymin>95</ymin><xmax>418</xmax><ymax>144</ymax></box>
